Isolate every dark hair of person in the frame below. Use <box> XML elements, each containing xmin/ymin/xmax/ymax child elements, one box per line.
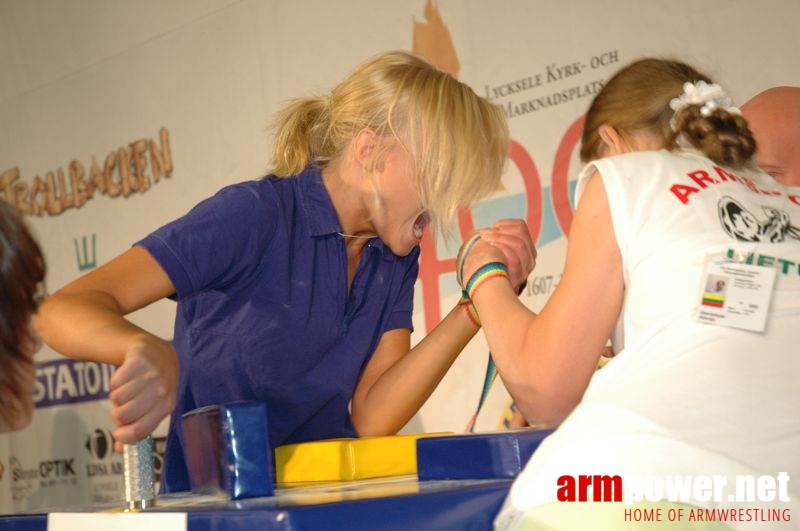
<box><xmin>0</xmin><ymin>200</ymin><xmax>46</xmax><ymax>428</ymax></box>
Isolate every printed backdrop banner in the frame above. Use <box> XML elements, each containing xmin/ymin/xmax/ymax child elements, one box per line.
<box><xmin>1</xmin><ymin>0</ymin><xmax>798</xmax><ymax>513</ymax></box>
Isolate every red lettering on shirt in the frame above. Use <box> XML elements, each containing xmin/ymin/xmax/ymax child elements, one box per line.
<box><xmin>670</xmin><ymin>184</ymin><xmax>700</xmax><ymax>205</ymax></box>
<box><xmin>713</xmin><ymin>166</ymin><xmax>739</xmax><ymax>182</ymax></box>
<box><xmin>688</xmin><ymin>170</ymin><xmax>717</xmax><ymax>188</ymax></box>
<box><xmin>671</xmin><ymin>166</ymin><xmax>790</xmax><ymax>205</ymax></box>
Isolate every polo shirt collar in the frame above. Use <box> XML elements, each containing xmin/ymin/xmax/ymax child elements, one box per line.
<box><xmin>297</xmin><ymin>165</ymin><xmax>344</xmax><ymax>237</ymax></box>
<box><xmin>295</xmin><ymin>165</ymin><xmax>388</xmax><ymax>252</ymax></box>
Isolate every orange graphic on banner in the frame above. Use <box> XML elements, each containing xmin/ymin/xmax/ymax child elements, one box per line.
<box><xmin>412</xmin><ymin>0</ymin><xmax>459</xmax><ymax>78</ymax></box>
<box><xmin>1</xmin><ymin>127</ymin><xmax>173</xmax><ymax>217</ymax></box>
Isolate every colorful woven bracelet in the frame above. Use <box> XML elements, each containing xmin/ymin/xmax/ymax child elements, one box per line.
<box><xmin>459</xmin><ymin>296</ymin><xmax>482</xmax><ymax>328</ymax></box>
<box><xmin>463</xmin><ymin>262</ymin><xmax>510</xmax><ymax>302</ymax></box>
<box><xmin>456</xmin><ymin>233</ymin><xmax>482</xmax><ymax>287</ymax></box>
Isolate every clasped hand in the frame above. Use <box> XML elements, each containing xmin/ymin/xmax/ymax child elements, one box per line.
<box><xmin>457</xmin><ymin>219</ymin><xmax>537</xmax><ymax>293</ymax></box>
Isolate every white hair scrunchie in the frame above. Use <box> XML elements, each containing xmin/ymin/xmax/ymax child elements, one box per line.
<box><xmin>669</xmin><ymin>80</ymin><xmax>741</xmax><ymax>132</ymax></box>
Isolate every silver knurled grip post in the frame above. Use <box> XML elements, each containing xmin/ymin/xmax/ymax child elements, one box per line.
<box><xmin>123</xmin><ymin>437</ymin><xmax>155</xmax><ymax>511</ymax></box>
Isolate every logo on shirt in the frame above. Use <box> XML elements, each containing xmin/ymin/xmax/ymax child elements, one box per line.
<box><xmin>718</xmin><ymin>196</ymin><xmax>800</xmax><ymax>243</ymax></box>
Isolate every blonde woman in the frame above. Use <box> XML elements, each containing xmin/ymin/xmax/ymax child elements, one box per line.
<box><xmin>37</xmin><ymin>50</ymin><xmax>535</xmax><ymax>493</ymax></box>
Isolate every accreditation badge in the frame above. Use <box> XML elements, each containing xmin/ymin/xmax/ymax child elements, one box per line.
<box><xmin>694</xmin><ymin>255</ymin><xmax>776</xmax><ymax>332</ymax></box>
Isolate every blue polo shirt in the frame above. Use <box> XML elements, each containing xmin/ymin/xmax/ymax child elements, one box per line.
<box><xmin>137</xmin><ymin>165</ymin><xmax>419</xmax><ymax>492</ymax></box>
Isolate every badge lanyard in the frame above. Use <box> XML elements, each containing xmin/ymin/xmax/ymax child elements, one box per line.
<box><xmin>464</xmin><ymin>355</ymin><xmax>498</xmax><ymax>433</ymax></box>
<box><xmin>462</xmin><ymin>276</ymin><xmax>528</xmax><ymax>432</ymax></box>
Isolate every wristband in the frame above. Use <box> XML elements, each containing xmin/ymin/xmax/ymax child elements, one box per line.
<box><xmin>463</xmin><ymin>262</ymin><xmax>510</xmax><ymax>302</ymax></box>
<box><xmin>456</xmin><ymin>233</ymin><xmax>482</xmax><ymax>287</ymax></box>
<box><xmin>459</xmin><ymin>295</ymin><xmax>482</xmax><ymax>328</ymax></box>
